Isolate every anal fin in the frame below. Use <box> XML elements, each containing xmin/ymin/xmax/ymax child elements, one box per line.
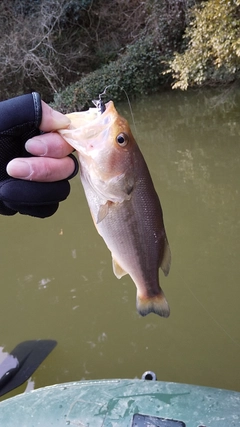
<box><xmin>112</xmin><ymin>257</ymin><xmax>127</xmax><ymax>279</ymax></box>
<box><xmin>160</xmin><ymin>239</ymin><xmax>171</xmax><ymax>276</ymax></box>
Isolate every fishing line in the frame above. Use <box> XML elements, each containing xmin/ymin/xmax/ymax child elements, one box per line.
<box><xmin>181</xmin><ymin>274</ymin><xmax>240</xmax><ymax>349</ymax></box>
<box><xmin>99</xmin><ymin>85</ymin><xmax>137</xmax><ymax>135</ymax></box>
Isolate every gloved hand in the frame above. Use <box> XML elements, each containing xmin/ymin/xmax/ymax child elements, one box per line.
<box><xmin>0</xmin><ymin>92</ymin><xmax>78</xmax><ymax>218</ymax></box>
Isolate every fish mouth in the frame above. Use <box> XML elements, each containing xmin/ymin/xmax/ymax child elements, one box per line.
<box><xmin>59</xmin><ymin>101</ymin><xmax>115</xmax><ymax>155</ymax></box>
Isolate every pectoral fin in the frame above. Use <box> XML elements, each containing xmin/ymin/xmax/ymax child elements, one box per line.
<box><xmin>96</xmin><ymin>201</ymin><xmax>112</xmax><ymax>223</ymax></box>
<box><xmin>160</xmin><ymin>239</ymin><xmax>171</xmax><ymax>276</ymax></box>
<box><xmin>112</xmin><ymin>257</ymin><xmax>127</xmax><ymax>279</ymax></box>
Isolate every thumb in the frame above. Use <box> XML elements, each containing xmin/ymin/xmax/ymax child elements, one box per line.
<box><xmin>40</xmin><ymin>101</ymin><xmax>70</xmax><ymax>132</ymax></box>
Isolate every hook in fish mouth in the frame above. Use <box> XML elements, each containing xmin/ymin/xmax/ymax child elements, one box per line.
<box><xmin>92</xmin><ymin>87</ymin><xmax>110</xmax><ymax>114</ymax></box>
<box><xmin>92</xmin><ymin>97</ymin><xmax>106</xmax><ymax>114</ymax></box>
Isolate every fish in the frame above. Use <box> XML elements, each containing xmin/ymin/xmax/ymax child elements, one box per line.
<box><xmin>58</xmin><ymin>101</ymin><xmax>171</xmax><ymax>317</ymax></box>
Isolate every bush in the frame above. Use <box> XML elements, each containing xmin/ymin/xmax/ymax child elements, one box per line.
<box><xmin>52</xmin><ymin>35</ymin><xmax>170</xmax><ymax>112</ymax></box>
<box><xmin>0</xmin><ymin>0</ymin><xmax>147</xmax><ymax>101</ymax></box>
<box><xmin>0</xmin><ymin>0</ymin><xmax>92</xmax><ymax>101</ymax></box>
<box><xmin>168</xmin><ymin>0</ymin><xmax>240</xmax><ymax>89</ymax></box>
<box><xmin>52</xmin><ymin>0</ymin><xmax>191</xmax><ymax>112</ymax></box>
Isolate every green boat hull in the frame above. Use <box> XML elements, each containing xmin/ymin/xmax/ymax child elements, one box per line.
<box><xmin>0</xmin><ymin>379</ymin><xmax>239</xmax><ymax>426</ymax></box>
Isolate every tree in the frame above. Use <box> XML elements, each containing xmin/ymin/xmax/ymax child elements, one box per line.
<box><xmin>168</xmin><ymin>0</ymin><xmax>240</xmax><ymax>89</ymax></box>
<box><xmin>0</xmin><ymin>0</ymin><xmax>147</xmax><ymax>101</ymax></box>
<box><xmin>0</xmin><ymin>0</ymin><xmax>88</xmax><ymax>100</ymax></box>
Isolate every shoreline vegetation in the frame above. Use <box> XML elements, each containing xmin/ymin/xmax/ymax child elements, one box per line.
<box><xmin>0</xmin><ymin>0</ymin><xmax>239</xmax><ymax>112</ymax></box>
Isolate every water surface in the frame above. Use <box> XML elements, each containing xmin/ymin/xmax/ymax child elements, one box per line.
<box><xmin>0</xmin><ymin>88</ymin><xmax>239</xmax><ymax>400</ymax></box>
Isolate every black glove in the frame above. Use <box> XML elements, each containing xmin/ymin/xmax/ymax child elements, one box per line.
<box><xmin>0</xmin><ymin>92</ymin><xmax>78</xmax><ymax>218</ymax></box>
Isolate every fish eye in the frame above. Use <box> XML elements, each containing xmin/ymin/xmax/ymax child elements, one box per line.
<box><xmin>116</xmin><ymin>133</ymin><xmax>129</xmax><ymax>147</ymax></box>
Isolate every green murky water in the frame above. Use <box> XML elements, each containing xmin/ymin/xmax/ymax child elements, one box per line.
<box><xmin>0</xmin><ymin>88</ymin><xmax>239</xmax><ymax>401</ymax></box>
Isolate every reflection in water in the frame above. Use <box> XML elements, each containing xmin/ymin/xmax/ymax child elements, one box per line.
<box><xmin>38</xmin><ymin>278</ymin><xmax>52</xmax><ymax>289</ymax></box>
<box><xmin>0</xmin><ymin>89</ymin><xmax>240</xmax><ymax>401</ymax></box>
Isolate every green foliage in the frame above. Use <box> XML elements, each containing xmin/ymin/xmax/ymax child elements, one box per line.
<box><xmin>168</xmin><ymin>0</ymin><xmax>240</xmax><ymax>89</ymax></box>
<box><xmin>52</xmin><ymin>36</ymin><xmax>167</xmax><ymax>112</ymax></box>
<box><xmin>52</xmin><ymin>0</ymin><xmax>190</xmax><ymax>112</ymax></box>
<box><xmin>2</xmin><ymin>0</ymin><xmax>238</xmax><ymax>103</ymax></box>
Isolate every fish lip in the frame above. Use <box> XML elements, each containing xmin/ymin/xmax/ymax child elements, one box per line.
<box><xmin>58</xmin><ymin>101</ymin><xmax>115</xmax><ymax>155</ymax></box>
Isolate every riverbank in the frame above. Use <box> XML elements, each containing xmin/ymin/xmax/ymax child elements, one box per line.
<box><xmin>1</xmin><ymin>1</ymin><xmax>239</xmax><ymax>105</ymax></box>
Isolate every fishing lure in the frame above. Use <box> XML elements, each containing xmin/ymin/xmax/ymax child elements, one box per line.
<box><xmin>92</xmin><ymin>94</ymin><xmax>106</xmax><ymax>114</ymax></box>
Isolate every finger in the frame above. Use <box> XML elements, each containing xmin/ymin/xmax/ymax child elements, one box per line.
<box><xmin>7</xmin><ymin>156</ymin><xmax>77</xmax><ymax>182</ymax></box>
<box><xmin>40</xmin><ymin>101</ymin><xmax>70</xmax><ymax>132</ymax></box>
<box><xmin>25</xmin><ymin>132</ymin><xmax>73</xmax><ymax>158</ymax></box>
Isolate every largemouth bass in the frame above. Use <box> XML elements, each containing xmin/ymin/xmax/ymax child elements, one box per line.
<box><xmin>59</xmin><ymin>101</ymin><xmax>171</xmax><ymax>317</ymax></box>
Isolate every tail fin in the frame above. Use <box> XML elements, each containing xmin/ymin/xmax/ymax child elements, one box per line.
<box><xmin>136</xmin><ymin>290</ymin><xmax>170</xmax><ymax>318</ymax></box>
